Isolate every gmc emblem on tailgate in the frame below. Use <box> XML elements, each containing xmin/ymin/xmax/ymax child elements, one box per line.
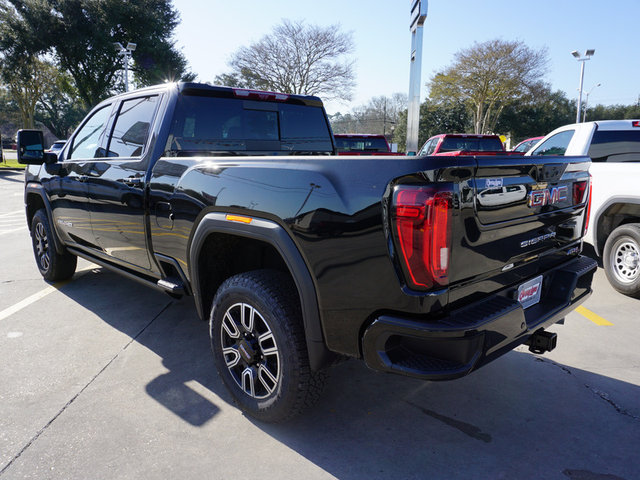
<box><xmin>528</xmin><ymin>186</ymin><xmax>568</xmax><ymax>207</ymax></box>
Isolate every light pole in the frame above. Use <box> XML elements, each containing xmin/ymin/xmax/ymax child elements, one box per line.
<box><xmin>571</xmin><ymin>49</ymin><xmax>595</xmax><ymax>123</ymax></box>
<box><xmin>114</xmin><ymin>42</ymin><xmax>137</xmax><ymax>92</ymax></box>
<box><xmin>583</xmin><ymin>83</ymin><xmax>601</xmax><ymax>122</ymax></box>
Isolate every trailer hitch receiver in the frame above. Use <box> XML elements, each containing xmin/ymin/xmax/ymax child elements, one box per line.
<box><xmin>525</xmin><ymin>329</ymin><xmax>557</xmax><ymax>354</ymax></box>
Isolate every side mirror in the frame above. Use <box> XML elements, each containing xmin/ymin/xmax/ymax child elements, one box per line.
<box><xmin>17</xmin><ymin>129</ymin><xmax>46</xmax><ymax>165</ymax></box>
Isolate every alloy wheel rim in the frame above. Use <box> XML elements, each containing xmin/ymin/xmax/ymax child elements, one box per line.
<box><xmin>220</xmin><ymin>302</ymin><xmax>280</xmax><ymax>399</ymax></box>
<box><xmin>34</xmin><ymin>222</ymin><xmax>51</xmax><ymax>272</ymax></box>
<box><xmin>611</xmin><ymin>239</ymin><xmax>640</xmax><ymax>284</ymax></box>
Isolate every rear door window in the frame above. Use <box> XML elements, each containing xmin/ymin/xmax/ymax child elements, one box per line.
<box><xmin>107</xmin><ymin>95</ymin><xmax>160</xmax><ymax>158</ymax></box>
<box><xmin>588</xmin><ymin>129</ymin><xmax>640</xmax><ymax>162</ymax></box>
<box><xmin>531</xmin><ymin>130</ymin><xmax>575</xmax><ymax>156</ymax></box>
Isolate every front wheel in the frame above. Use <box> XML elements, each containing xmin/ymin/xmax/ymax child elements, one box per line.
<box><xmin>30</xmin><ymin>209</ymin><xmax>77</xmax><ymax>282</ymax></box>
<box><xmin>603</xmin><ymin>223</ymin><xmax>640</xmax><ymax>298</ymax></box>
<box><xmin>210</xmin><ymin>270</ymin><xmax>327</xmax><ymax>422</ymax></box>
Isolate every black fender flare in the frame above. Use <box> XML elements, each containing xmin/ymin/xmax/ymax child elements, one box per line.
<box><xmin>24</xmin><ymin>183</ymin><xmax>66</xmax><ymax>255</ymax></box>
<box><xmin>188</xmin><ymin>212</ymin><xmax>333</xmax><ymax>371</ymax></box>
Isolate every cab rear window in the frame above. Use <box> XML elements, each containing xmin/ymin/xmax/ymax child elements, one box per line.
<box><xmin>334</xmin><ymin>137</ymin><xmax>389</xmax><ymax>152</ymax></box>
<box><xmin>588</xmin><ymin>130</ymin><xmax>640</xmax><ymax>162</ymax></box>
<box><xmin>165</xmin><ymin>95</ymin><xmax>333</xmax><ymax>156</ymax></box>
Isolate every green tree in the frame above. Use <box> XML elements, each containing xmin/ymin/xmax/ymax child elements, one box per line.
<box><xmin>36</xmin><ymin>71</ymin><xmax>86</xmax><ymax>139</ymax></box>
<box><xmin>497</xmin><ymin>88</ymin><xmax>575</xmax><ymax>143</ymax></box>
<box><xmin>428</xmin><ymin>39</ymin><xmax>548</xmax><ymax>134</ymax></box>
<box><xmin>0</xmin><ymin>0</ymin><xmax>193</xmax><ymax>108</ymax></box>
<box><xmin>213</xmin><ymin>73</ymin><xmax>249</xmax><ymax>88</ymax></box>
<box><xmin>0</xmin><ymin>87</ymin><xmax>20</xmax><ymax>141</ymax></box>
<box><xmin>586</xmin><ymin>103</ymin><xmax>640</xmax><ymax>122</ymax></box>
<box><xmin>0</xmin><ymin>56</ymin><xmax>58</xmax><ymax>129</ymax></box>
<box><xmin>222</xmin><ymin>20</ymin><xmax>356</xmax><ymax>101</ymax></box>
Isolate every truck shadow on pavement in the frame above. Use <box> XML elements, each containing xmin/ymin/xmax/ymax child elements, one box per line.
<box><xmin>0</xmin><ymin>169</ymin><xmax>25</xmax><ymax>183</ymax></box>
<box><xmin>58</xmin><ymin>267</ymin><xmax>639</xmax><ymax>480</ymax></box>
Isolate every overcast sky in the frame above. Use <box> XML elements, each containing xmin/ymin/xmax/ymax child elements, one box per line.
<box><xmin>171</xmin><ymin>0</ymin><xmax>639</xmax><ymax>114</ymax></box>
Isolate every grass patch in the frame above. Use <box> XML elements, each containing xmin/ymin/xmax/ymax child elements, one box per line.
<box><xmin>1</xmin><ymin>151</ymin><xmax>25</xmax><ymax>169</ymax></box>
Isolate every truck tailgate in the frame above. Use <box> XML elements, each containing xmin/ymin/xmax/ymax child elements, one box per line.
<box><xmin>448</xmin><ymin>155</ymin><xmax>591</xmax><ymax>309</ymax></box>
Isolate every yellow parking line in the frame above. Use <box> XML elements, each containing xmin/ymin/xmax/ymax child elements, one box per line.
<box><xmin>0</xmin><ymin>264</ymin><xmax>98</xmax><ymax>322</ymax></box>
<box><xmin>575</xmin><ymin>306</ymin><xmax>614</xmax><ymax>326</ymax></box>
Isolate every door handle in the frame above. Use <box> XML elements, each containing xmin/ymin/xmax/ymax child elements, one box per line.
<box><xmin>123</xmin><ymin>177</ymin><xmax>143</xmax><ymax>186</ymax></box>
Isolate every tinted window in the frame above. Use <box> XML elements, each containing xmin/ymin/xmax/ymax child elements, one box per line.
<box><xmin>513</xmin><ymin>140</ymin><xmax>532</xmax><ymax>153</ymax></box>
<box><xmin>419</xmin><ymin>138</ymin><xmax>438</xmax><ymax>156</ymax></box>
<box><xmin>166</xmin><ymin>96</ymin><xmax>333</xmax><ymax>155</ymax></box>
<box><xmin>69</xmin><ymin>105</ymin><xmax>112</xmax><ymax>160</ymax></box>
<box><xmin>588</xmin><ymin>129</ymin><xmax>640</xmax><ymax>162</ymax></box>
<box><xmin>418</xmin><ymin>139</ymin><xmax>431</xmax><ymax>156</ymax></box>
<box><xmin>531</xmin><ymin>130</ymin><xmax>575</xmax><ymax>156</ymax></box>
<box><xmin>334</xmin><ymin>137</ymin><xmax>389</xmax><ymax>152</ymax></box>
<box><xmin>439</xmin><ymin>137</ymin><xmax>503</xmax><ymax>152</ymax></box>
<box><xmin>108</xmin><ymin>96</ymin><xmax>159</xmax><ymax>158</ymax></box>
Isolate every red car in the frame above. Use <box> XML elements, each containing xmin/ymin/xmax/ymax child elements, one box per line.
<box><xmin>418</xmin><ymin>134</ymin><xmax>506</xmax><ymax>156</ymax></box>
<box><xmin>512</xmin><ymin>136</ymin><xmax>543</xmax><ymax>154</ymax></box>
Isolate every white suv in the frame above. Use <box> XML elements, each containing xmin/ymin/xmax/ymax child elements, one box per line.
<box><xmin>527</xmin><ymin>120</ymin><xmax>640</xmax><ymax>297</ymax></box>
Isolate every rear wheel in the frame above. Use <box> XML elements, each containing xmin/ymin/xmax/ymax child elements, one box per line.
<box><xmin>210</xmin><ymin>270</ymin><xmax>327</xmax><ymax>422</ymax></box>
<box><xmin>603</xmin><ymin>223</ymin><xmax>640</xmax><ymax>298</ymax></box>
<box><xmin>30</xmin><ymin>209</ymin><xmax>77</xmax><ymax>282</ymax></box>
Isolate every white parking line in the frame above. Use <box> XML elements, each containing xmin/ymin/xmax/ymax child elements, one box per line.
<box><xmin>0</xmin><ymin>226</ymin><xmax>27</xmax><ymax>236</ymax></box>
<box><xmin>0</xmin><ymin>210</ymin><xmax>23</xmax><ymax>218</ymax></box>
<box><xmin>0</xmin><ymin>265</ymin><xmax>98</xmax><ymax>322</ymax></box>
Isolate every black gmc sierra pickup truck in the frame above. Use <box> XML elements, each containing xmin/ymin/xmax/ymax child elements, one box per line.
<box><xmin>18</xmin><ymin>82</ymin><xmax>597</xmax><ymax>422</ymax></box>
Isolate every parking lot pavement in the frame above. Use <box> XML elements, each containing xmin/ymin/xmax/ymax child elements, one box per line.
<box><xmin>1</xmin><ymin>172</ymin><xmax>639</xmax><ymax>480</ymax></box>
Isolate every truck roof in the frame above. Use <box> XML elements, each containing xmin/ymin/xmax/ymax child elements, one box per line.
<box><xmin>106</xmin><ymin>82</ymin><xmax>325</xmax><ymax>108</ymax></box>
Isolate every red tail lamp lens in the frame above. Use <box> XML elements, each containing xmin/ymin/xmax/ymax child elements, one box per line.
<box><xmin>573</xmin><ymin>180</ymin><xmax>588</xmax><ymax>205</ymax></box>
<box><xmin>584</xmin><ymin>178</ymin><xmax>592</xmax><ymax>233</ymax></box>
<box><xmin>393</xmin><ymin>186</ymin><xmax>453</xmax><ymax>290</ymax></box>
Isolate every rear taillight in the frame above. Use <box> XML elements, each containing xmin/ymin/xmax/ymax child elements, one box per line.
<box><xmin>393</xmin><ymin>186</ymin><xmax>453</xmax><ymax>290</ymax></box>
<box><xmin>573</xmin><ymin>177</ymin><xmax>592</xmax><ymax>233</ymax></box>
<box><xmin>584</xmin><ymin>177</ymin><xmax>592</xmax><ymax>233</ymax></box>
<box><xmin>573</xmin><ymin>180</ymin><xmax>588</xmax><ymax>204</ymax></box>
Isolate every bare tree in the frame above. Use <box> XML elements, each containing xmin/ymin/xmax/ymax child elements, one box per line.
<box><xmin>223</xmin><ymin>20</ymin><xmax>356</xmax><ymax>101</ymax></box>
<box><xmin>330</xmin><ymin>93</ymin><xmax>407</xmax><ymax>137</ymax></box>
<box><xmin>428</xmin><ymin>39</ymin><xmax>549</xmax><ymax>134</ymax></box>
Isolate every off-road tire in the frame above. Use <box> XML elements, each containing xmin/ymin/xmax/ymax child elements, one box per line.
<box><xmin>210</xmin><ymin>269</ymin><xmax>327</xmax><ymax>422</ymax></box>
<box><xmin>603</xmin><ymin>223</ymin><xmax>640</xmax><ymax>298</ymax></box>
<box><xmin>30</xmin><ymin>209</ymin><xmax>77</xmax><ymax>282</ymax></box>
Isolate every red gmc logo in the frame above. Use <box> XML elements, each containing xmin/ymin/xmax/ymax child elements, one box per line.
<box><xmin>528</xmin><ymin>186</ymin><xmax>568</xmax><ymax>207</ymax></box>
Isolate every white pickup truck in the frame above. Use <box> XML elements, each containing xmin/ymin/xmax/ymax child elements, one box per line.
<box><xmin>527</xmin><ymin>120</ymin><xmax>640</xmax><ymax>297</ymax></box>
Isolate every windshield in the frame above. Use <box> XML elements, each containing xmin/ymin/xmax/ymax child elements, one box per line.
<box><xmin>334</xmin><ymin>136</ymin><xmax>389</xmax><ymax>152</ymax></box>
<box><xmin>165</xmin><ymin>95</ymin><xmax>333</xmax><ymax>156</ymax></box>
<box><xmin>439</xmin><ymin>137</ymin><xmax>503</xmax><ymax>152</ymax></box>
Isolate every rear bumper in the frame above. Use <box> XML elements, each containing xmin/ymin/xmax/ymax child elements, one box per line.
<box><xmin>362</xmin><ymin>255</ymin><xmax>597</xmax><ymax>381</ymax></box>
